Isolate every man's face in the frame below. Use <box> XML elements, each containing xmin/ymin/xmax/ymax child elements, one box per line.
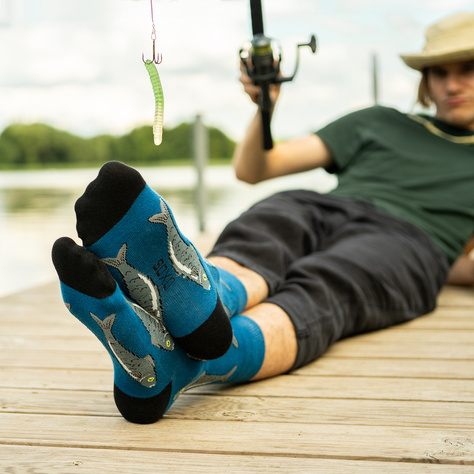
<box><xmin>428</xmin><ymin>60</ymin><xmax>474</xmax><ymax>131</ymax></box>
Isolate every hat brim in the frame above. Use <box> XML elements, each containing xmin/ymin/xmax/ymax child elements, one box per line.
<box><xmin>400</xmin><ymin>48</ymin><xmax>474</xmax><ymax>71</ymax></box>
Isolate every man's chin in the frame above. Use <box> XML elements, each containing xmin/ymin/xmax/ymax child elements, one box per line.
<box><xmin>437</xmin><ymin>110</ymin><xmax>474</xmax><ymax>131</ymax></box>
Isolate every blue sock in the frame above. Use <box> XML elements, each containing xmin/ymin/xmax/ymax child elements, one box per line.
<box><xmin>75</xmin><ymin>161</ymin><xmax>247</xmax><ymax>360</ymax></box>
<box><xmin>215</xmin><ymin>267</ymin><xmax>248</xmax><ymax>318</ymax></box>
<box><xmin>52</xmin><ymin>237</ymin><xmax>264</xmax><ymax>424</ymax></box>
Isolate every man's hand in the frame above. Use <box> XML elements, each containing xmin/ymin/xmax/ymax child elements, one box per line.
<box><xmin>239</xmin><ymin>61</ymin><xmax>281</xmax><ymax>106</ymax></box>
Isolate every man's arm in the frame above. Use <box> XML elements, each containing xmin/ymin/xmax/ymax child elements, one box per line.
<box><xmin>233</xmin><ymin>64</ymin><xmax>334</xmax><ymax>184</ymax></box>
<box><xmin>447</xmin><ymin>236</ymin><xmax>474</xmax><ymax>287</ymax></box>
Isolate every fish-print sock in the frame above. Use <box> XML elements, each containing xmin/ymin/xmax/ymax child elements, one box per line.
<box><xmin>74</xmin><ymin>161</ymin><xmax>247</xmax><ymax>361</ymax></box>
<box><xmin>52</xmin><ymin>237</ymin><xmax>264</xmax><ymax>424</ymax></box>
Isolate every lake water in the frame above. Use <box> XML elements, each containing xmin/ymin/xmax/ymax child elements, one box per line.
<box><xmin>0</xmin><ymin>165</ymin><xmax>337</xmax><ymax>298</ymax></box>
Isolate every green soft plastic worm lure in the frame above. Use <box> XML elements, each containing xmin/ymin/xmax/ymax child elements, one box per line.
<box><xmin>144</xmin><ymin>59</ymin><xmax>164</xmax><ymax>146</ymax></box>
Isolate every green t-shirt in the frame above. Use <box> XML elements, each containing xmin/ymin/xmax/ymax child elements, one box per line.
<box><xmin>316</xmin><ymin>106</ymin><xmax>474</xmax><ymax>264</ymax></box>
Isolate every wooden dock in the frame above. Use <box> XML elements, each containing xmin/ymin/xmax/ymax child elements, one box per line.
<box><xmin>1</xmin><ymin>276</ymin><xmax>473</xmax><ymax>472</ymax></box>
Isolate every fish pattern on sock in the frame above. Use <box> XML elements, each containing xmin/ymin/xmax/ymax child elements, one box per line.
<box><xmin>216</xmin><ymin>267</ymin><xmax>248</xmax><ymax>318</ymax></box>
<box><xmin>52</xmin><ymin>237</ymin><xmax>264</xmax><ymax>424</ymax></box>
<box><xmin>75</xmin><ymin>161</ymin><xmax>247</xmax><ymax>360</ymax></box>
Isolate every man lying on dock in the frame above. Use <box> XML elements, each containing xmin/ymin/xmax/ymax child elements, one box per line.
<box><xmin>52</xmin><ymin>12</ymin><xmax>473</xmax><ymax>424</ymax></box>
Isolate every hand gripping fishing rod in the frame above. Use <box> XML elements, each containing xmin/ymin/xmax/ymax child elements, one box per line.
<box><xmin>239</xmin><ymin>0</ymin><xmax>317</xmax><ymax>150</ymax></box>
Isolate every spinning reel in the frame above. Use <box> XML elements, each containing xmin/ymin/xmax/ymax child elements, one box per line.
<box><xmin>239</xmin><ymin>0</ymin><xmax>317</xmax><ymax>150</ymax></box>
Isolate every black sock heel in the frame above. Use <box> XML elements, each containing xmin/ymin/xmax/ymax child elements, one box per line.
<box><xmin>114</xmin><ymin>382</ymin><xmax>172</xmax><ymax>424</ymax></box>
<box><xmin>175</xmin><ymin>296</ymin><xmax>233</xmax><ymax>360</ymax></box>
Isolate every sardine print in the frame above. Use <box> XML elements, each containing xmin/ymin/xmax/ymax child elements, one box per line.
<box><xmin>101</xmin><ymin>244</ymin><xmax>172</xmax><ymax>350</ymax></box>
<box><xmin>91</xmin><ymin>312</ymin><xmax>157</xmax><ymax>388</ymax></box>
<box><xmin>148</xmin><ymin>198</ymin><xmax>211</xmax><ymax>290</ymax></box>
<box><xmin>178</xmin><ymin>366</ymin><xmax>237</xmax><ymax>397</ymax></box>
<box><xmin>126</xmin><ymin>299</ymin><xmax>174</xmax><ymax>351</ymax></box>
<box><xmin>101</xmin><ymin>244</ymin><xmax>163</xmax><ymax>314</ymax></box>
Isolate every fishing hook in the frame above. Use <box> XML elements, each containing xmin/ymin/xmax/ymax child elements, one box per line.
<box><xmin>142</xmin><ymin>25</ymin><xmax>162</xmax><ymax>64</ymax></box>
<box><xmin>142</xmin><ymin>0</ymin><xmax>162</xmax><ymax>64</ymax></box>
<box><xmin>142</xmin><ymin>38</ymin><xmax>163</xmax><ymax>64</ymax></box>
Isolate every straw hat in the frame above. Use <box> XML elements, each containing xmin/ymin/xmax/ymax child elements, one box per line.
<box><xmin>401</xmin><ymin>12</ymin><xmax>474</xmax><ymax>71</ymax></box>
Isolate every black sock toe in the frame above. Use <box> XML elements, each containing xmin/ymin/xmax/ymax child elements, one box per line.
<box><xmin>75</xmin><ymin>161</ymin><xmax>146</xmax><ymax>247</ymax></box>
<box><xmin>52</xmin><ymin>237</ymin><xmax>116</xmax><ymax>299</ymax></box>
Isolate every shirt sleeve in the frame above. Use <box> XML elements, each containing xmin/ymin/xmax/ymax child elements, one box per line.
<box><xmin>315</xmin><ymin>107</ymin><xmax>377</xmax><ymax>174</ymax></box>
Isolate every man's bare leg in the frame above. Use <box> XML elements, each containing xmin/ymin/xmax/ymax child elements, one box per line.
<box><xmin>244</xmin><ymin>303</ymin><xmax>298</xmax><ymax>379</ymax></box>
<box><xmin>448</xmin><ymin>253</ymin><xmax>474</xmax><ymax>286</ymax></box>
<box><xmin>209</xmin><ymin>256</ymin><xmax>298</xmax><ymax>379</ymax></box>
<box><xmin>210</xmin><ymin>256</ymin><xmax>269</xmax><ymax>308</ymax></box>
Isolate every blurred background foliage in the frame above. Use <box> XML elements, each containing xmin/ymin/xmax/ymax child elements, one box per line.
<box><xmin>0</xmin><ymin>122</ymin><xmax>236</xmax><ymax>169</ymax></box>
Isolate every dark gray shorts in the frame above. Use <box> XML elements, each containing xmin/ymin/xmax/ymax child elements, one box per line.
<box><xmin>209</xmin><ymin>190</ymin><xmax>449</xmax><ymax>370</ymax></box>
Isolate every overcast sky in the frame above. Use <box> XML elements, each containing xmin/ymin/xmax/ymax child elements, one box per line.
<box><xmin>1</xmin><ymin>0</ymin><xmax>473</xmax><ymax>142</ymax></box>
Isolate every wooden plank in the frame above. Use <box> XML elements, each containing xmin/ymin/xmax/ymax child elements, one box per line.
<box><xmin>3</xmin><ymin>350</ymin><xmax>473</xmax><ymax>381</ymax></box>
<box><xmin>171</xmin><ymin>395</ymin><xmax>474</xmax><ymax>430</ymax></box>
<box><xmin>295</xmin><ymin>357</ymin><xmax>474</xmax><ymax>379</ymax></box>
<box><xmin>7</xmin><ymin>280</ymin><xmax>470</xmax><ymax>310</ymax></box>
<box><xmin>15</xmin><ymin>335</ymin><xmax>470</xmax><ymax>360</ymax></box>
<box><xmin>1</xmin><ymin>413</ymin><xmax>473</xmax><ymax>464</ymax></box>
<box><xmin>325</xmin><ymin>339</ymin><xmax>474</xmax><ymax>359</ymax></box>
<box><xmin>437</xmin><ymin>286</ymin><xmax>474</xmax><ymax>307</ymax></box>
<box><xmin>2</xmin><ymin>302</ymin><xmax>472</xmax><ymax>331</ymax></box>
<box><xmin>2</xmin><ymin>284</ymin><xmax>470</xmax><ymax>325</ymax></box>
<box><xmin>2</xmin><ymin>445</ymin><xmax>470</xmax><ymax>473</ymax></box>
<box><xmin>170</xmin><ymin>395</ymin><xmax>474</xmax><ymax>429</ymax></box>
<box><xmin>0</xmin><ymin>367</ymin><xmax>112</xmax><ymax>391</ymax></box>
<box><xmin>0</xmin><ymin>320</ymin><xmax>91</xmax><ymax>336</ymax></box>
<box><xmin>398</xmin><ymin>315</ymin><xmax>474</xmax><ymax>330</ymax></box>
<box><xmin>195</xmin><ymin>375</ymin><xmax>474</xmax><ymax>403</ymax></box>
<box><xmin>2</xmin><ymin>333</ymin><xmax>474</xmax><ymax>360</ymax></box>
<box><xmin>0</xmin><ymin>349</ymin><xmax>110</xmax><ymax>369</ymax></box>
<box><xmin>5</xmin><ymin>319</ymin><xmax>474</xmax><ymax>338</ymax></box>
<box><xmin>421</xmin><ymin>308</ymin><xmax>474</xmax><ymax>318</ymax></box>
<box><xmin>0</xmin><ymin>282</ymin><xmax>61</xmax><ymax>309</ymax></box>
<box><xmin>2</xmin><ymin>310</ymin><xmax>474</xmax><ymax>336</ymax></box>
<box><xmin>339</xmin><ymin>328</ymin><xmax>474</xmax><ymax>344</ymax></box>
<box><xmin>3</xmin><ymin>388</ymin><xmax>474</xmax><ymax>429</ymax></box>
<box><xmin>0</xmin><ymin>334</ymin><xmax>104</xmax><ymax>351</ymax></box>
<box><xmin>1</xmin><ymin>367</ymin><xmax>473</xmax><ymax>403</ymax></box>
<box><xmin>0</xmin><ymin>388</ymin><xmax>116</xmax><ymax>417</ymax></box>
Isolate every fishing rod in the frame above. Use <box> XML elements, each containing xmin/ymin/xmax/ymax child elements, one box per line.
<box><xmin>239</xmin><ymin>0</ymin><xmax>317</xmax><ymax>150</ymax></box>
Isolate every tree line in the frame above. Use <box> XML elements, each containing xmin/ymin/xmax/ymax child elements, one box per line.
<box><xmin>0</xmin><ymin>122</ymin><xmax>236</xmax><ymax>168</ymax></box>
